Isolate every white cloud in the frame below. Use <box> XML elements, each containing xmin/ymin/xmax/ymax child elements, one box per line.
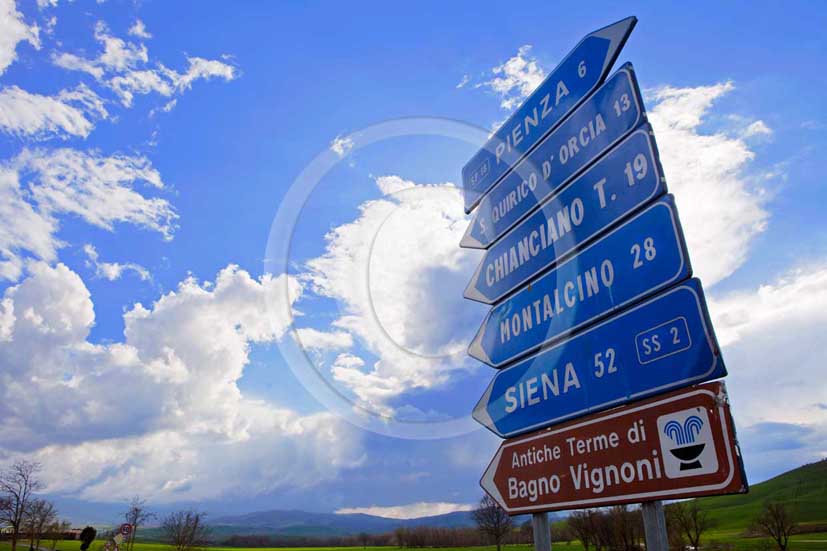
<box><xmin>0</xmin><ymin>84</ymin><xmax>108</xmax><ymax>139</ymax></box>
<box><xmin>82</xmin><ymin>244</ymin><xmax>150</xmax><ymax>281</ymax></box>
<box><xmin>455</xmin><ymin>74</ymin><xmax>470</xmax><ymax>89</ymax></box>
<box><xmin>94</xmin><ymin>20</ymin><xmax>148</xmax><ymax>71</ymax></box>
<box><xmin>128</xmin><ymin>19</ymin><xmax>152</xmax><ymax>40</ymax></box>
<box><xmin>0</xmin><ymin>0</ymin><xmax>40</xmax><ymax>76</ymax></box>
<box><xmin>330</xmin><ymin>135</ymin><xmax>354</xmax><ymax>158</ymax></box>
<box><xmin>375</xmin><ymin>174</ymin><xmax>415</xmax><ymax>196</ymax></box>
<box><xmin>299</xmin><ymin>176</ymin><xmax>487</xmax><ymax>416</ymax></box>
<box><xmin>0</xmin><ymin>262</ymin><xmax>362</xmax><ymax>501</ymax></box>
<box><xmin>336</xmin><ymin>501</ymin><xmax>473</xmax><ymax>519</ymax></box>
<box><xmin>708</xmin><ymin>265</ymin><xmax>827</xmax><ymax>429</ymax></box>
<box><xmin>52</xmin><ymin>21</ymin><xmax>237</xmax><ymax>107</ymax></box>
<box><xmin>647</xmin><ymin>82</ymin><xmax>769</xmax><ymax>287</ymax></box>
<box><xmin>741</xmin><ymin>120</ymin><xmax>772</xmax><ymax>139</ymax></box>
<box><xmin>0</xmin><ymin>149</ymin><xmax>176</xmax><ymax>281</ymax></box>
<box><xmin>480</xmin><ymin>45</ymin><xmax>545</xmax><ymax>110</ymax></box>
<box><xmin>294</xmin><ymin>327</ymin><xmax>353</xmax><ymax>351</ymax></box>
<box><xmin>0</xmin><ymin>166</ymin><xmax>59</xmax><ymax>281</ymax></box>
<box><xmin>14</xmin><ymin>148</ymin><xmax>177</xmax><ymax>238</ymax></box>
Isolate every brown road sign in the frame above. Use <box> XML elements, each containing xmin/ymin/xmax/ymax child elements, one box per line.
<box><xmin>480</xmin><ymin>381</ymin><xmax>747</xmax><ymax>514</ymax></box>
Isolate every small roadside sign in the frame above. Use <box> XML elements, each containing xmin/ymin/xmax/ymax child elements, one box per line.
<box><xmin>462</xmin><ymin>18</ymin><xmax>637</xmax><ymax>213</ymax></box>
<box><xmin>480</xmin><ymin>382</ymin><xmax>748</xmax><ymax>514</ymax></box>
<box><xmin>473</xmin><ymin>279</ymin><xmax>725</xmax><ymax>438</ymax></box>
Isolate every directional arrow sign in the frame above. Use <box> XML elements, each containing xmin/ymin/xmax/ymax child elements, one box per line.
<box><xmin>462</xmin><ymin>17</ymin><xmax>637</xmax><ymax>213</ymax></box>
<box><xmin>473</xmin><ymin>279</ymin><xmax>725</xmax><ymax>438</ymax></box>
<box><xmin>480</xmin><ymin>381</ymin><xmax>748</xmax><ymax>514</ymax></box>
<box><xmin>464</xmin><ymin>126</ymin><xmax>665</xmax><ymax>303</ymax></box>
<box><xmin>462</xmin><ymin>66</ymin><xmax>648</xmax><ymax>248</ymax></box>
<box><xmin>468</xmin><ymin>196</ymin><xmax>691</xmax><ymax>367</ymax></box>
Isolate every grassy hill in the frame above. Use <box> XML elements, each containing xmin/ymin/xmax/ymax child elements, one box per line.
<box><xmin>698</xmin><ymin>459</ymin><xmax>827</xmax><ymax>532</ymax></box>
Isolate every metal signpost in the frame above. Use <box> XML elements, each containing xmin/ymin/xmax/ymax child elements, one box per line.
<box><xmin>473</xmin><ymin>280</ymin><xmax>725</xmax><ymax>438</ymax></box>
<box><xmin>479</xmin><ymin>382</ymin><xmax>747</xmax><ymax>514</ymax></box>
<box><xmin>462</xmin><ymin>17</ymin><xmax>637</xmax><ymax>213</ymax></box>
<box><xmin>459</xmin><ymin>17</ymin><xmax>748</xmax><ymax>551</ymax></box>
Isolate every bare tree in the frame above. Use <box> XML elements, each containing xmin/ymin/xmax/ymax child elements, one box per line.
<box><xmin>160</xmin><ymin>510</ymin><xmax>211</xmax><ymax>551</ymax></box>
<box><xmin>472</xmin><ymin>495</ymin><xmax>512</xmax><ymax>551</ymax></box>
<box><xmin>24</xmin><ymin>499</ymin><xmax>57</xmax><ymax>551</ymax></box>
<box><xmin>48</xmin><ymin>520</ymin><xmax>72</xmax><ymax>550</ymax></box>
<box><xmin>123</xmin><ymin>496</ymin><xmax>155</xmax><ymax>551</ymax></box>
<box><xmin>752</xmin><ymin>502</ymin><xmax>797</xmax><ymax>551</ymax></box>
<box><xmin>667</xmin><ymin>501</ymin><xmax>714</xmax><ymax>550</ymax></box>
<box><xmin>0</xmin><ymin>460</ymin><xmax>42</xmax><ymax>551</ymax></box>
<box><xmin>567</xmin><ymin>511</ymin><xmax>593</xmax><ymax>551</ymax></box>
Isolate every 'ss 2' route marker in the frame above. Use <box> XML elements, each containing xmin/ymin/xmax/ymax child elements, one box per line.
<box><xmin>464</xmin><ymin>126</ymin><xmax>665</xmax><ymax>303</ymax></box>
<box><xmin>462</xmin><ymin>17</ymin><xmax>637</xmax><ymax>213</ymax></box>
<box><xmin>480</xmin><ymin>382</ymin><xmax>748</xmax><ymax>514</ymax></box>
<box><xmin>468</xmin><ymin>197</ymin><xmax>691</xmax><ymax>368</ymax></box>
<box><xmin>462</xmin><ymin>67</ymin><xmax>649</xmax><ymax>250</ymax></box>
<box><xmin>473</xmin><ymin>279</ymin><xmax>725</xmax><ymax>438</ymax></box>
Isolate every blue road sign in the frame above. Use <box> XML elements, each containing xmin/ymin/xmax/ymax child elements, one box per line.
<box><xmin>462</xmin><ymin>17</ymin><xmax>637</xmax><ymax>213</ymax></box>
<box><xmin>473</xmin><ymin>279</ymin><xmax>725</xmax><ymax>438</ymax></box>
<box><xmin>468</xmin><ymin>196</ymin><xmax>691</xmax><ymax>367</ymax></box>
<box><xmin>464</xmin><ymin>127</ymin><xmax>666</xmax><ymax>304</ymax></box>
<box><xmin>462</xmin><ymin>64</ymin><xmax>647</xmax><ymax>247</ymax></box>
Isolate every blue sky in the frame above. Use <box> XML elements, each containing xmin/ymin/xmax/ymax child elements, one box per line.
<box><xmin>1</xmin><ymin>0</ymin><xmax>826</xmax><ymax>522</ymax></box>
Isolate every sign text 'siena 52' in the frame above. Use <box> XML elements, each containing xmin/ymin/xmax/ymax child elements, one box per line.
<box><xmin>462</xmin><ymin>17</ymin><xmax>637</xmax><ymax>213</ymax></box>
<box><xmin>474</xmin><ymin>279</ymin><xmax>725</xmax><ymax>438</ymax></box>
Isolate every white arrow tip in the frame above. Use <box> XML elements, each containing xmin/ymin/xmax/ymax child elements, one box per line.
<box><xmin>480</xmin><ymin>448</ymin><xmax>507</xmax><ymax>511</ymax></box>
<box><xmin>472</xmin><ymin>382</ymin><xmax>497</xmax><ymax>433</ymax></box>
<box><xmin>467</xmin><ymin>329</ymin><xmax>492</xmax><ymax>366</ymax></box>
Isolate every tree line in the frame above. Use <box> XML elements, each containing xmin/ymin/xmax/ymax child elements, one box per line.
<box><xmin>0</xmin><ymin>460</ymin><xmax>801</xmax><ymax>551</ymax></box>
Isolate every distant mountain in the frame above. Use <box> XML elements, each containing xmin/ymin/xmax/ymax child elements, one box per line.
<box><xmin>698</xmin><ymin>459</ymin><xmax>827</xmax><ymax>530</ymax></box>
<box><xmin>206</xmin><ymin>509</ymin><xmax>479</xmax><ymax>537</ymax></box>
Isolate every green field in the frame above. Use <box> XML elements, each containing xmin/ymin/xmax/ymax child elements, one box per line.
<box><xmin>697</xmin><ymin>459</ymin><xmax>827</xmax><ymax>533</ymax></box>
<box><xmin>3</xmin><ymin>534</ymin><xmax>827</xmax><ymax>551</ymax></box>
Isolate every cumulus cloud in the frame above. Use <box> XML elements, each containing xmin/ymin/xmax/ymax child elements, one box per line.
<box><xmin>336</xmin><ymin>502</ymin><xmax>473</xmax><ymax>519</ymax></box>
<box><xmin>0</xmin><ymin>262</ymin><xmax>361</xmax><ymax>501</ymax></box>
<box><xmin>647</xmin><ymin>82</ymin><xmax>769</xmax><ymax>286</ymax></box>
<box><xmin>298</xmin><ymin>176</ymin><xmax>487</xmax><ymax>416</ymax></box>
<box><xmin>83</xmin><ymin>243</ymin><xmax>150</xmax><ymax>281</ymax></box>
<box><xmin>708</xmin><ymin>265</ymin><xmax>827</xmax><ymax>427</ymax></box>
<box><xmin>0</xmin><ymin>149</ymin><xmax>175</xmax><ymax>281</ymax></box>
<box><xmin>0</xmin><ymin>84</ymin><xmax>108</xmax><ymax>139</ymax></box>
<box><xmin>480</xmin><ymin>45</ymin><xmax>545</xmax><ymax>110</ymax></box>
<box><xmin>705</xmin><ymin>265</ymin><xmax>827</xmax><ymax>478</ymax></box>
<box><xmin>0</xmin><ymin>0</ymin><xmax>40</xmax><ymax>76</ymax></box>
